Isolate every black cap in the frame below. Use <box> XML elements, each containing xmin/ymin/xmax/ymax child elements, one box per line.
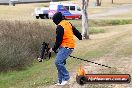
<box><xmin>52</xmin><ymin>12</ymin><xmax>64</xmax><ymax>25</ymax></box>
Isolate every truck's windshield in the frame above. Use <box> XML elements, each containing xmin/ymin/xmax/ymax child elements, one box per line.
<box><xmin>49</xmin><ymin>4</ymin><xmax>57</xmax><ymax>10</ymax></box>
<box><xmin>77</xmin><ymin>6</ymin><xmax>81</xmax><ymax>11</ymax></box>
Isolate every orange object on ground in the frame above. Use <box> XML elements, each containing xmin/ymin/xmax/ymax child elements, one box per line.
<box><xmin>77</xmin><ymin>65</ymin><xmax>86</xmax><ymax>76</ymax></box>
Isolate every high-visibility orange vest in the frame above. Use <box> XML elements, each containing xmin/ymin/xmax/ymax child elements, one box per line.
<box><xmin>58</xmin><ymin>20</ymin><xmax>75</xmax><ymax>48</ymax></box>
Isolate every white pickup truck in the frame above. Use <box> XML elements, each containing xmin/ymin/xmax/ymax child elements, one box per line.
<box><xmin>34</xmin><ymin>7</ymin><xmax>49</xmax><ymax>19</ymax></box>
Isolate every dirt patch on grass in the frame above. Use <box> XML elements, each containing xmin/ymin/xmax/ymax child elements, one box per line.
<box><xmin>41</xmin><ymin>56</ymin><xmax>132</xmax><ymax>88</ymax></box>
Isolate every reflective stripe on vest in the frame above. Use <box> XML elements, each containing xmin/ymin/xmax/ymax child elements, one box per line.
<box><xmin>58</xmin><ymin>20</ymin><xmax>75</xmax><ymax>48</ymax></box>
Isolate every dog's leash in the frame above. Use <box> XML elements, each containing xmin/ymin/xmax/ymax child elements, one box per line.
<box><xmin>38</xmin><ymin>42</ymin><xmax>112</xmax><ymax>68</ymax></box>
<box><xmin>69</xmin><ymin>55</ymin><xmax>111</xmax><ymax>68</ymax></box>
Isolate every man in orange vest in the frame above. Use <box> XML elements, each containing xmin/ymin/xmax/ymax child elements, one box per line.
<box><xmin>49</xmin><ymin>12</ymin><xmax>82</xmax><ymax>86</ymax></box>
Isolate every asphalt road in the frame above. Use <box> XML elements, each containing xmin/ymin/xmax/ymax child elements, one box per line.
<box><xmin>89</xmin><ymin>5</ymin><xmax>132</xmax><ymax>19</ymax></box>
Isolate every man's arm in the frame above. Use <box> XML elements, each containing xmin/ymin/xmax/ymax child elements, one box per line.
<box><xmin>52</xmin><ymin>25</ymin><xmax>64</xmax><ymax>52</ymax></box>
<box><xmin>72</xmin><ymin>26</ymin><xmax>82</xmax><ymax>40</ymax></box>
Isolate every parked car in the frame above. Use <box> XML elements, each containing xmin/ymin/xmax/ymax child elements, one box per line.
<box><xmin>34</xmin><ymin>7</ymin><xmax>49</xmax><ymax>19</ymax></box>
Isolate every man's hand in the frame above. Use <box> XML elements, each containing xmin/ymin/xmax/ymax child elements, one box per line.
<box><xmin>49</xmin><ymin>48</ymin><xmax>54</xmax><ymax>53</ymax></box>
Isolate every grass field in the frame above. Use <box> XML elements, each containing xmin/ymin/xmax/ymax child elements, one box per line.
<box><xmin>0</xmin><ymin>0</ymin><xmax>132</xmax><ymax>88</ymax></box>
<box><xmin>106</xmin><ymin>12</ymin><xmax>132</xmax><ymax>19</ymax></box>
<box><xmin>1</xmin><ymin>23</ymin><xmax>132</xmax><ymax>88</ymax></box>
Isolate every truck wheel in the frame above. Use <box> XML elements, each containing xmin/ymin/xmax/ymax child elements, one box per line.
<box><xmin>76</xmin><ymin>75</ymin><xmax>87</xmax><ymax>85</ymax></box>
<box><xmin>40</xmin><ymin>16</ymin><xmax>44</xmax><ymax>19</ymax></box>
<box><xmin>36</xmin><ymin>16</ymin><xmax>39</xmax><ymax>19</ymax></box>
<box><xmin>46</xmin><ymin>14</ymin><xmax>49</xmax><ymax>19</ymax></box>
<box><xmin>39</xmin><ymin>14</ymin><xmax>44</xmax><ymax>19</ymax></box>
<box><xmin>43</xmin><ymin>15</ymin><xmax>48</xmax><ymax>19</ymax></box>
<box><xmin>43</xmin><ymin>15</ymin><xmax>46</xmax><ymax>19</ymax></box>
<box><xmin>79</xmin><ymin>15</ymin><xmax>82</xmax><ymax>19</ymax></box>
